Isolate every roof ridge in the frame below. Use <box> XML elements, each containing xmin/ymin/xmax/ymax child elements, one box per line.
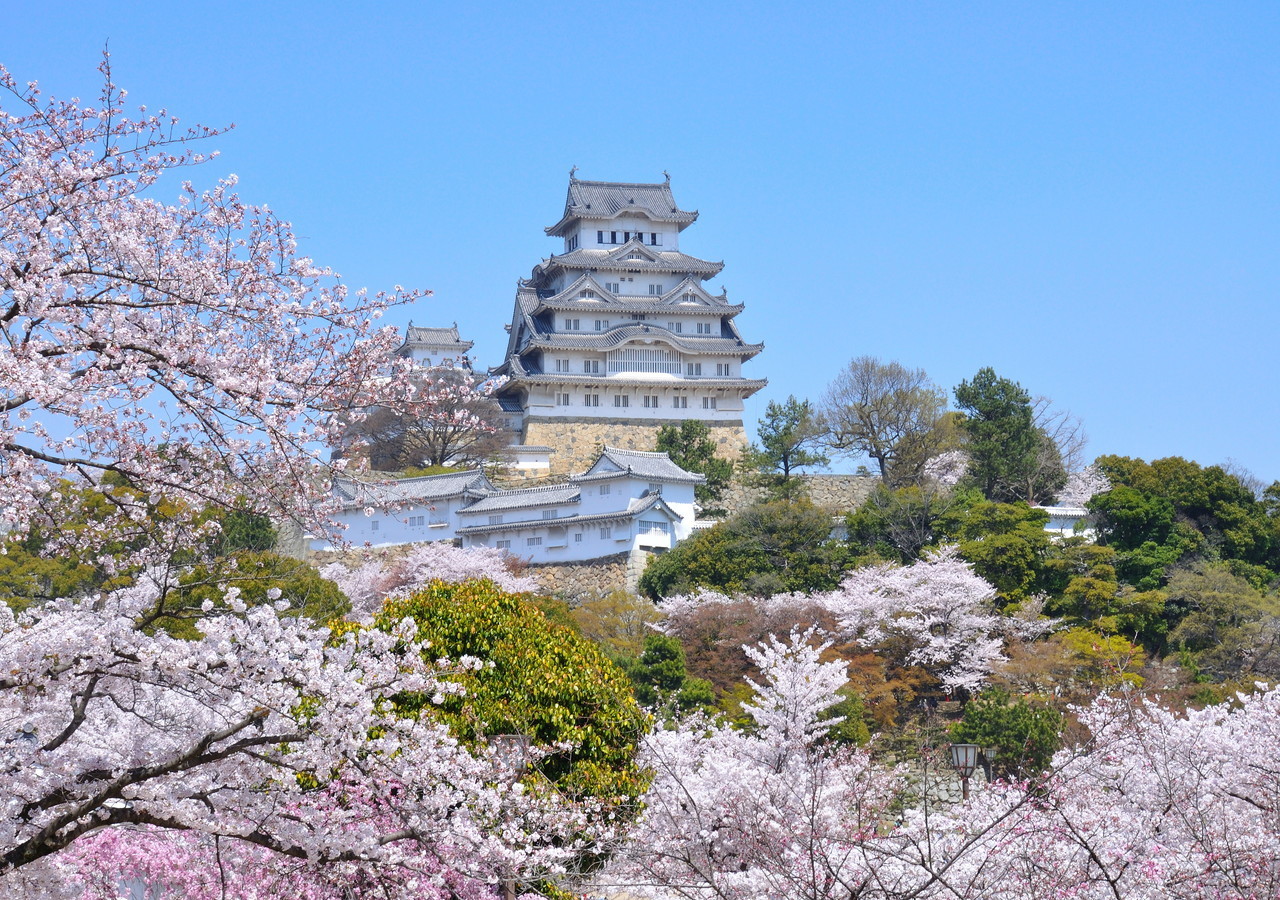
<box><xmin>481</xmin><ymin>482</ymin><xmax>578</xmax><ymax>496</ymax></box>
<box><xmin>605</xmin><ymin>447</ymin><xmax>670</xmax><ymax>458</ymax></box>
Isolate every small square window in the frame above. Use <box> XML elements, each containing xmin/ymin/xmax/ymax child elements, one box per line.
<box><xmin>496</xmin><ymin>539</ymin><xmax>511</xmax><ymax>550</ymax></box>
<box><xmin>702</xmin><ymin>396</ymin><xmax>718</xmax><ymax>410</ymax></box>
<box><xmin>613</xmin><ymin>395</ymin><xmax>630</xmax><ymax>408</ymax></box>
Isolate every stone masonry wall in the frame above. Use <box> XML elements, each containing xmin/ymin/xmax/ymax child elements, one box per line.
<box><xmin>720</xmin><ymin>474</ymin><xmax>878</xmax><ymax>516</ymax></box>
<box><xmin>522</xmin><ymin>416</ymin><xmax>748</xmax><ymax>475</ymax></box>
<box><xmin>526</xmin><ymin>551</ymin><xmax>634</xmax><ymax>602</ymax></box>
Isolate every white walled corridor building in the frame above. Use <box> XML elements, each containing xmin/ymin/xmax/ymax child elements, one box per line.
<box><xmin>309</xmin><ymin>447</ymin><xmax>704</xmax><ymax>564</ymax></box>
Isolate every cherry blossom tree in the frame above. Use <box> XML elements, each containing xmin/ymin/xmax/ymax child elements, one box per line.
<box><xmin>0</xmin><ymin>57</ymin><xmax>419</xmax><ymax>546</ymax></box>
<box><xmin>0</xmin><ymin>569</ymin><xmax>591</xmax><ymax>896</ymax></box>
<box><xmin>319</xmin><ymin>543</ymin><xmax>538</xmax><ymax>618</ymax></box>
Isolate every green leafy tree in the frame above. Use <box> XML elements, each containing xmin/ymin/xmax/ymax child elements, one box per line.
<box><xmin>951</xmin><ymin>688</ymin><xmax>1063</xmax><ymax>780</ymax></box>
<box><xmin>624</xmin><ymin>634</ymin><xmax>716</xmax><ymax>717</ymax></box>
<box><xmin>376</xmin><ymin>579</ymin><xmax>649</xmax><ymax>811</ymax></box>
<box><xmin>146</xmin><ymin>551</ymin><xmax>350</xmax><ymax>639</ymax></box>
<box><xmin>570</xmin><ymin>590</ymin><xmax>662</xmax><ymax>660</ymax></box>
<box><xmin>640</xmin><ymin>499</ymin><xmax>849</xmax><ymax>598</ymax></box>
<box><xmin>655</xmin><ymin>420</ymin><xmax>734</xmax><ymax>511</ymax></box>
<box><xmin>953</xmin><ymin>368</ymin><xmax>1065</xmax><ymax>504</ymax></box>
<box><xmin>743</xmin><ymin>395</ymin><xmax>828</xmax><ymax>501</ymax></box>
<box><xmin>1089</xmin><ymin>455</ymin><xmax>1279</xmax><ymax>587</ymax></box>
<box><xmin>943</xmin><ymin>501</ymin><xmax>1054</xmax><ymax>606</ymax></box>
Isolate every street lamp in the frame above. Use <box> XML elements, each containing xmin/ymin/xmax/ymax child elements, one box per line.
<box><xmin>948</xmin><ymin>743</ymin><xmax>980</xmax><ymax>800</ymax></box>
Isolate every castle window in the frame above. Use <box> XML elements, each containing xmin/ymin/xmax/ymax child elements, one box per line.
<box><xmin>600</xmin><ymin>483</ymin><xmax>612</xmax><ymax>496</ymax></box>
<box><xmin>599</xmin><ymin>526</ymin><xmax>612</xmax><ymax>539</ymax></box>
<box><xmin>583</xmin><ymin>359</ymin><xmax>600</xmax><ymax>374</ymax></box>
<box><xmin>594</xmin><ymin>319</ymin><xmax>610</xmax><ymax>331</ymax></box>
<box><xmin>613</xmin><ymin>395</ymin><xmax>630</xmax><ymax>408</ymax></box>
<box><xmin>649</xmin><ymin>284</ymin><xmax>664</xmax><ymax>295</ymax></box>
<box><xmin>489</xmin><ymin>515</ymin><xmax>503</xmax><ymax>525</ymax></box>
<box><xmin>370</xmin><ymin>520</ymin><xmax>379</xmax><ymax>532</ymax></box>
<box><xmin>672</xmin><ymin>396</ymin><xmax>688</xmax><ymax>409</ymax></box>
<box><xmin>667</xmin><ymin>321</ymin><xmax>682</xmax><ymax>333</ymax></box>
<box><xmin>650</xmin><ymin>233</ymin><xmax>661</xmax><ymax>245</ymax></box>
<box><xmin>584</xmin><ymin>394</ymin><xmax>600</xmax><ymax>407</ymax></box>
<box><xmin>555</xmin><ymin>358</ymin><xmax>571</xmax><ymax>372</ymax></box>
<box><xmin>527</xmin><ymin>536</ymin><xmax>542</xmax><ymax>547</ymax></box>
<box><xmin>642</xmin><ymin>395</ymin><xmax>659</xmax><ymax>408</ymax></box>
<box><xmin>496</xmin><ymin>539</ymin><xmax>511</xmax><ymax>550</ymax></box>
<box><xmin>579</xmin><ymin>290</ymin><xmax>597</xmax><ymax>300</ymax></box>
<box><xmin>702</xmin><ymin>396</ymin><xmax>718</xmax><ymax>410</ymax></box>
<box><xmin>542</xmin><ymin>510</ymin><xmax>557</xmax><ymax>520</ymax></box>
<box><xmin>686</xmin><ymin>362</ymin><xmax>702</xmax><ymax>376</ymax></box>
<box><xmin>566</xmin><ymin>234</ymin><xmax>578</xmax><ymax>251</ymax></box>
<box><xmin>610</xmin><ymin>231</ymin><xmax>618</xmax><ymax>243</ymax></box>
<box><xmin>575</xmin><ymin>532</ymin><xmax>583</xmax><ymax>542</ymax></box>
<box><xmin>556</xmin><ymin>392</ymin><xmax>570</xmax><ymax>406</ymax></box>
<box><xmin>716</xmin><ymin>363</ymin><xmax>731</xmax><ymax>376</ymax></box>
<box><xmin>697</xmin><ymin>322</ymin><xmax>713</xmax><ymax>334</ymax></box>
<box><xmin>606</xmin><ymin>282</ymin><xmax>620</xmax><ymax>293</ymax></box>
<box><xmin>597</xmin><ymin>230</ymin><xmax>604</xmax><ymax>244</ymax></box>
<box><xmin>563</xmin><ymin>318</ymin><xmax>580</xmax><ymax>331</ymax></box>
<box><xmin>408</xmin><ymin>515</ymin><xmax>425</xmax><ymax>526</ymax></box>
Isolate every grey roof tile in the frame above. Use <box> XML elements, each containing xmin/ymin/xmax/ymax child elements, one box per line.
<box><xmin>334</xmin><ymin>470</ymin><xmax>493</xmax><ymax>507</ymax></box>
<box><xmin>458</xmin><ymin>483</ymin><xmax>581</xmax><ymax>515</ymax></box>
<box><xmin>536</xmin><ymin>248</ymin><xmax>724</xmax><ymax>279</ymax></box>
<box><xmin>572</xmin><ymin>448</ymin><xmax>706</xmax><ymax>485</ymax></box>
<box><xmin>545</xmin><ymin>179</ymin><xmax>697</xmax><ymax>235</ymax></box>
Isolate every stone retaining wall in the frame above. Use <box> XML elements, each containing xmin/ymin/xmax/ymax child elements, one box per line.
<box><xmin>720</xmin><ymin>474</ymin><xmax>878</xmax><ymax>516</ymax></box>
<box><xmin>526</xmin><ymin>551</ymin><xmax>636</xmax><ymax>601</ymax></box>
<box><xmin>522</xmin><ymin>416</ymin><xmax>748</xmax><ymax>475</ymax></box>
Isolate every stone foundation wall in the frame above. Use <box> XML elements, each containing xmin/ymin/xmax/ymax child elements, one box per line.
<box><xmin>720</xmin><ymin>474</ymin><xmax>878</xmax><ymax>516</ymax></box>
<box><xmin>522</xmin><ymin>416</ymin><xmax>748</xmax><ymax>475</ymax></box>
<box><xmin>527</xmin><ymin>551</ymin><xmax>635</xmax><ymax>601</ymax></box>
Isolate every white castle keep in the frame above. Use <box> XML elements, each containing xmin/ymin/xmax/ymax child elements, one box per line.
<box><xmin>492</xmin><ymin>173</ymin><xmax>766</xmax><ymax>473</ymax></box>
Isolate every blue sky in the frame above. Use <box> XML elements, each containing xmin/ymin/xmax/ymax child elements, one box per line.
<box><xmin>6</xmin><ymin>2</ymin><xmax>1279</xmax><ymax>481</ymax></box>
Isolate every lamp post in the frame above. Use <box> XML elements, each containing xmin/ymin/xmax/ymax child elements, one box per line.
<box><xmin>948</xmin><ymin>743</ymin><xmax>980</xmax><ymax>800</ymax></box>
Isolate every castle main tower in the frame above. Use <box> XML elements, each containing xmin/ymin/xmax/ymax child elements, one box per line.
<box><xmin>494</xmin><ymin>174</ymin><xmax>765</xmax><ymax>474</ymax></box>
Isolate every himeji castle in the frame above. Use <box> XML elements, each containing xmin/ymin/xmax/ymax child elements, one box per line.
<box><xmin>493</xmin><ymin>173</ymin><xmax>766</xmax><ymax>473</ymax></box>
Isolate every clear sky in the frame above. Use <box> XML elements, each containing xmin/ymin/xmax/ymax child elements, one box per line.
<box><xmin>6</xmin><ymin>2</ymin><xmax>1279</xmax><ymax>481</ymax></box>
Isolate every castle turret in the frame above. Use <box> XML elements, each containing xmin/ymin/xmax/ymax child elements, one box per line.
<box><xmin>494</xmin><ymin>174</ymin><xmax>765</xmax><ymax>473</ymax></box>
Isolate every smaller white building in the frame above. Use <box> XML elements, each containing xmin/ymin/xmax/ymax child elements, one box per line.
<box><xmin>310</xmin><ymin>469</ymin><xmax>494</xmax><ymax>551</ymax></box>
<box><xmin>311</xmin><ymin>447</ymin><xmax>704</xmax><ymax>563</ymax></box>
<box><xmin>394</xmin><ymin>323</ymin><xmax>474</xmax><ymax>370</ymax></box>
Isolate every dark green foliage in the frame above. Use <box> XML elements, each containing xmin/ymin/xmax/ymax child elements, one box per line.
<box><xmin>377</xmin><ymin>579</ymin><xmax>649</xmax><ymax>809</ymax></box>
<box><xmin>1089</xmin><ymin>455</ymin><xmax>1279</xmax><ymax>587</ymax></box>
<box><xmin>953</xmin><ymin>368</ymin><xmax>1065</xmax><ymax>504</ymax></box>
<box><xmin>624</xmin><ymin>634</ymin><xmax>716</xmax><ymax>717</ymax></box>
<box><xmin>640</xmin><ymin>499</ymin><xmax>850</xmax><ymax>599</ymax></box>
<box><xmin>655</xmin><ymin>420</ymin><xmax>734</xmax><ymax>511</ymax></box>
<box><xmin>946</xmin><ymin>501</ymin><xmax>1054</xmax><ymax>605</ymax></box>
<box><xmin>743</xmin><ymin>395</ymin><xmax>828</xmax><ymax>501</ymax></box>
<box><xmin>845</xmin><ymin>484</ymin><xmax>980</xmax><ymax>563</ymax></box>
<box><xmin>147</xmin><ymin>551</ymin><xmax>350</xmax><ymax>639</ymax></box>
<box><xmin>951</xmin><ymin>688</ymin><xmax>1063</xmax><ymax>780</ymax></box>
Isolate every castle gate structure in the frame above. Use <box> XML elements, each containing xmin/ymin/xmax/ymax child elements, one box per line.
<box><xmin>493</xmin><ymin>174</ymin><xmax>766</xmax><ymax>474</ymax></box>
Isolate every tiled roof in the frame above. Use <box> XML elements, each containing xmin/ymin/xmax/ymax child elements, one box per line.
<box><xmin>535</xmin><ymin>248</ymin><xmax>724</xmax><ymax>279</ymax></box>
<box><xmin>398</xmin><ymin>323</ymin><xmax>474</xmax><ymax>352</ymax></box>
<box><xmin>456</xmin><ymin>492</ymin><xmax>679</xmax><ymax>536</ymax></box>
<box><xmin>572</xmin><ymin>448</ymin><xmax>706</xmax><ymax>485</ymax></box>
<box><xmin>524</xmin><ymin>325</ymin><xmax>763</xmax><ymax>356</ymax></box>
<box><xmin>333</xmin><ymin>470</ymin><xmax>493</xmax><ymax>507</ymax></box>
<box><xmin>497</xmin><ymin>396</ymin><xmax>524</xmax><ymax>412</ymax></box>
<box><xmin>534</xmin><ymin>274</ymin><xmax>742</xmax><ymax>316</ymax></box>
<box><xmin>545</xmin><ymin>178</ymin><xmax>698</xmax><ymax>235</ymax></box>
<box><xmin>457</xmin><ymin>483</ymin><xmax>581</xmax><ymax>515</ymax></box>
